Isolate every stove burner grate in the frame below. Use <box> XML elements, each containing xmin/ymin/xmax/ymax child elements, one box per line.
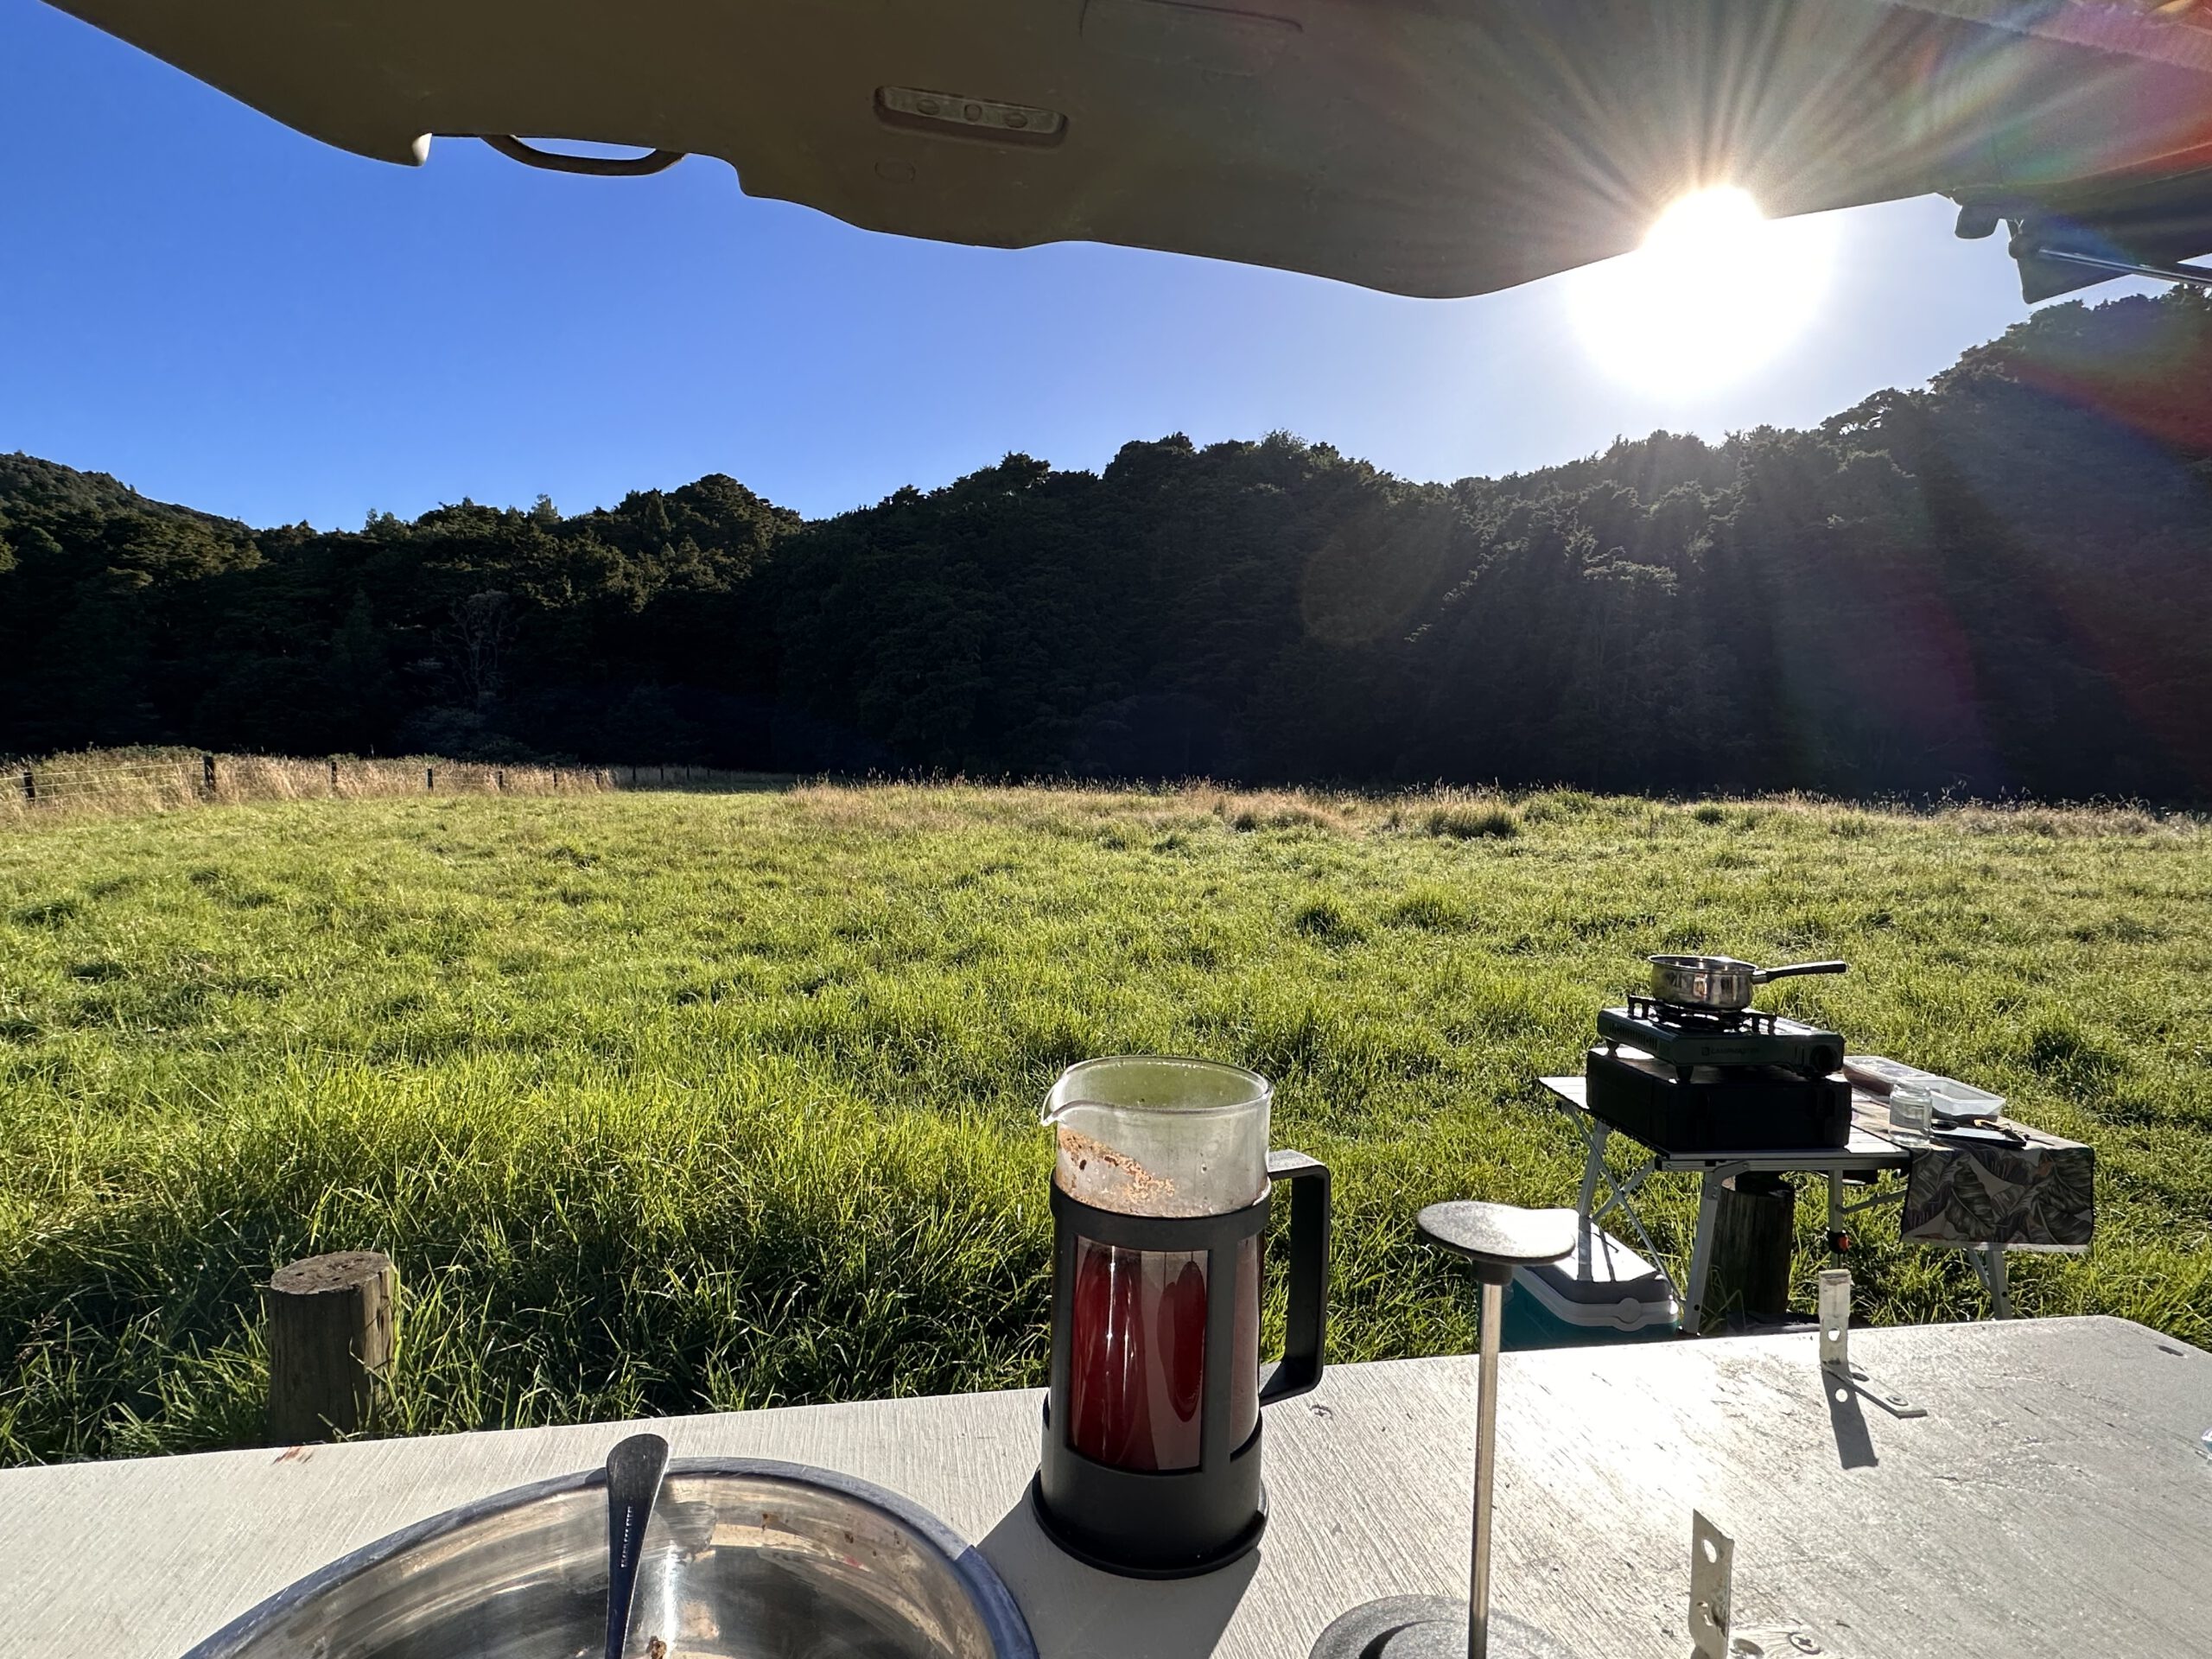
<box><xmin>1626</xmin><ymin>994</ymin><xmax>1779</xmax><ymax>1035</ymax></box>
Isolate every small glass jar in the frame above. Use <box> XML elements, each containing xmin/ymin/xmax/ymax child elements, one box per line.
<box><xmin>1888</xmin><ymin>1080</ymin><xmax>1934</xmax><ymax>1139</ymax></box>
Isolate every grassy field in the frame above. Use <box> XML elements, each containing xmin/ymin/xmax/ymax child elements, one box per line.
<box><xmin>2</xmin><ymin>782</ymin><xmax>2208</xmax><ymax>1465</ymax></box>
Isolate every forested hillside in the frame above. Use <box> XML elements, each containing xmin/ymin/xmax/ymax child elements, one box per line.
<box><xmin>5</xmin><ymin>290</ymin><xmax>2209</xmax><ymax>799</ymax></box>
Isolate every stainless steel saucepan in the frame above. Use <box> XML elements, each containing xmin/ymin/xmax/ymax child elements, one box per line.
<box><xmin>1647</xmin><ymin>954</ymin><xmax>1847</xmax><ymax>1012</ymax></box>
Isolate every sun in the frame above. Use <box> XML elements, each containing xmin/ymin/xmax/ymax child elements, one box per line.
<box><xmin>1567</xmin><ymin>187</ymin><xmax>1838</xmax><ymax>394</ymax></box>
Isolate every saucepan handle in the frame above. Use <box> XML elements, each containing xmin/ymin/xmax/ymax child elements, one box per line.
<box><xmin>1752</xmin><ymin>960</ymin><xmax>1848</xmax><ymax>983</ymax></box>
<box><xmin>1259</xmin><ymin>1148</ymin><xmax>1331</xmax><ymax>1406</ymax></box>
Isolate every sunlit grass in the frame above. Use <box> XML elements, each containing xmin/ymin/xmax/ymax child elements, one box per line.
<box><xmin>1</xmin><ymin>783</ymin><xmax>2207</xmax><ymax>1463</ymax></box>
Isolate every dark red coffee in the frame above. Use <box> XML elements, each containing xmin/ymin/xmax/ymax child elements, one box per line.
<box><xmin>1068</xmin><ymin>1236</ymin><xmax>1260</xmax><ymax>1471</ymax></box>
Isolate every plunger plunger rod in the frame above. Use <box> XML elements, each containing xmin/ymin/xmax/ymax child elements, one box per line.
<box><xmin>1471</xmin><ymin>1277</ymin><xmax>1503</xmax><ymax>1658</ymax></box>
<box><xmin>1413</xmin><ymin>1201</ymin><xmax>1578</xmax><ymax>1658</ymax></box>
<box><xmin>1304</xmin><ymin>1201</ymin><xmax>1575</xmax><ymax>1659</ymax></box>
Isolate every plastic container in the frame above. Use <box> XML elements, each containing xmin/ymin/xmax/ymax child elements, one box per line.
<box><xmin>1846</xmin><ymin>1057</ymin><xmax>2005</xmax><ymax>1129</ymax></box>
<box><xmin>1891</xmin><ymin>1075</ymin><xmax>2006</xmax><ymax>1132</ymax></box>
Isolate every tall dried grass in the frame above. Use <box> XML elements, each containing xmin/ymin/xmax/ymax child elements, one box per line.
<box><xmin>3</xmin><ymin>751</ymin><xmax>2202</xmax><ymax>843</ymax></box>
<box><xmin>0</xmin><ymin>747</ymin><xmax>782</xmax><ymax>829</ymax></box>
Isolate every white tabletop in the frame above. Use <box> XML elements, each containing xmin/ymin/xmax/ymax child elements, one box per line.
<box><xmin>3</xmin><ymin>1317</ymin><xmax>2206</xmax><ymax>1657</ymax></box>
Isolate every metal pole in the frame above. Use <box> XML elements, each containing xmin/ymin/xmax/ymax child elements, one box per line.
<box><xmin>1682</xmin><ymin>1166</ymin><xmax>1736</xmax><ymax>1337</ymax></box>
<box><xmin>1977</xmin><ymin>1245</ymin><xmax>2013</xmax><ymax>1319</ymax></box>
<box><xmin>1573</xmin><ymin>1123</ymin><xmax>1608</xmax><ymax>1275</ymax></box>
<box><xmin>2036</xmin><ymin>245</ymin><xmax>2212</xmax><ymax>291</ymax></box>
<box><xmin>1470</xmin><ymin>1278</ymin><xmax>1503</xmax><ymax>1659</ymax></box>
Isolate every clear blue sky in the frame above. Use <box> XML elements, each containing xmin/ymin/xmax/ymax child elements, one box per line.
<box><xmin>0</xmin><ymin>1</ymin><xmax>2150</xmax><ymax>530</ymax></box>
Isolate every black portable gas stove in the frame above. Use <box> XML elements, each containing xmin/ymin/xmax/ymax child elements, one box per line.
<box><xmin>1597</xmin><ymin>995</ymin><xmax>1845</xmax><ymax>1077</ymax></box>
<box><xmin>1586</xmin><ymin>995</ymin><xmax>1852</xmax><ymax>1153</ymax></box>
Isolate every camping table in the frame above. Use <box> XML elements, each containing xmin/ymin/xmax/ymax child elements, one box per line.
<box><xmin>1539</xmin><ymin>1075</ymin><xmax>2016</xmax><ymax>1334</ymax></box>
<box><xmin>3</xmin><ymin>1318</ymin><xmax>2204</xmax><ymax>1658</ymax></box>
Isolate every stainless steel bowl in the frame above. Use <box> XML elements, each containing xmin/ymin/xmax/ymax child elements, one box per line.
<box><xmin>181</xmin><ymin>1457</ymin><xmax>1038</xmax><ymax>1659</ymax></box>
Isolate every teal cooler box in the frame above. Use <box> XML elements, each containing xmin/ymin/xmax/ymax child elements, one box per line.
<box><xmin>1504</xmin><ymin>1225</ymin><xmax>1679</xmax><ymax>1347</ymax></box>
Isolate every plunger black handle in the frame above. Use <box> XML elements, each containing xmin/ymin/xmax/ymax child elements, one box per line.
<box><xmin>1260</xmin><ymin>1149</ymin><xmax>1331</xmax><ymax>1406</ymax></box>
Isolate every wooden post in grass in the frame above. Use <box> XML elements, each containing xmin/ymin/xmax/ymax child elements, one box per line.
<box><xmin>20</xmin><ymin>769</ymin><xmax>32</xmax><ymax>805</ymax></box>
<box><xmin>328</xmin><ymin>757</ymin><xmax>340</xmax><ymax>794</ymax></box>
<box><xmin>201</xmin><ymin>753</ymin><xmax>217</xmax><ymax>798</ymax></box>
<box><xmin>425</xmin><ymin>766</ymin><xmax>435</xmax><ymax>791</ymax></box>
<box><xmin>1705</xmin><ymin>1173</ymin><xmax>1796</xmax><ymax>1329</ymax></box>
<box><xmin>266</xmin><ymin>1250</ymin><xmax>399</xmax><ymax>1442</ymax></box>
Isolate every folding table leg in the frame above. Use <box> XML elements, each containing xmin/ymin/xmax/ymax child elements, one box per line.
<box><xmin>1974</xmin><ymin>1244</ymin><xmax>2013</xmax><ymax>1319</ymax></box>
<box><xmin>1574</xmin><ymin>1123</ymin><xmax>1610</xmax><ymax>1275</ymax></box>
<box><xmin>1683</xmin><ymin>1169</ymin><xmax>1731</xmax><ymax>1338</ymax></box>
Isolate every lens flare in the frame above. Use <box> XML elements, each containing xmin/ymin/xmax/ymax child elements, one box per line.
<box><xmin>1568</xmin><ymin>187</ymin><xmax>1839</xmax><ymax>394</ymax></box>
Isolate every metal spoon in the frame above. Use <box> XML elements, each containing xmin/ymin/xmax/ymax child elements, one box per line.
<box><xmin>603</xmin><ymin>1433</ymin><xmax>670</xmax><ymax>1659</ymax></box>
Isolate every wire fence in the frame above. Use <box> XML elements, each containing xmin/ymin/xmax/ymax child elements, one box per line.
<box><xmin>0</xmin><ymin>748</ymin><xmax>754</xmax><ymax>827</ymax></box>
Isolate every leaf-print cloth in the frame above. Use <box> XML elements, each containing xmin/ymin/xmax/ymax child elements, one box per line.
<box><xmin>1898</xmin><ymin>1122</ymin><xmax>2094</xmax><ymax>1251</ymax></box>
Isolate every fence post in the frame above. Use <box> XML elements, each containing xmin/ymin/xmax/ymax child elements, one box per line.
<box><xmin>21</xmin><ymin>769</ymin><xmax>33</xmax><ymax>805</ymax></box>
<box><xmin>425</xmin><ymin>766</ymin><xmax>435</xmax><ymax>792</ymax></box>
<box><xmin>496</xmin><ymin>767</ymin><xmax>505</xmax><ymax>791</ymax></box>
<box><xmin>329</xmin><ymin>758</ymin><xmax>340</xmax><ymax>794</ymax></box>
<box><xmin>201</xmin><ymin>753</ymin><xmax>217</xmax><ymax>798</ymax></box>
<box><xmin>1706</xmin><ymin>1173</ymin><xmax>1796</xmax><ymax>1330</ymax></box>
<box><xmin>266</xmin><ymin>1250</ymin><xmax>399</xmax><ymax>1444</ymax></box>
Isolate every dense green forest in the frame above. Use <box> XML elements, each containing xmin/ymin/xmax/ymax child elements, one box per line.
<box><xmin>4</xmin><ymin>290</ymin><xmax>2209</xmax><ymax>798</ymax></box>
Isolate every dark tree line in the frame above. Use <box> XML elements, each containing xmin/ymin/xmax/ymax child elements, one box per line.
<box><xmin>4</xmin><ymin>289</ymin><xmax>2209</xmax><ymax>799</ymax></box>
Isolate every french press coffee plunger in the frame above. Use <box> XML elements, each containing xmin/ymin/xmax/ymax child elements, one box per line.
<box><xmin>1031</xmin><ymin>1056</ymin><xmax>1331</xmax><ymax>1579</ymax></box>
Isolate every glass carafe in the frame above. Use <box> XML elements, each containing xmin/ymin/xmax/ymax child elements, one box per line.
<box><xmin>1046</xmin><ymin>1056</ymin><xmax>1269</xmax><ymax>1471</ymax></box>
<box><xmin>1033</xmin><ymin>1055</ymin><xmax>1331</xmax><ymax>1578</ymax></box>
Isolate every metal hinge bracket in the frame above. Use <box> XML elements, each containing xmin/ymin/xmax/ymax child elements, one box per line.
<box><xmin>1688</xmin><ymin>1510</ymin><xmax>1734</xmax><ymax>1659</ymax></box>
<box><xmin>1690</xmin><ymin>1510</ymin><xmax>1850</xmax><ymax>1656</ymax></box>
<box><xmin>1818</xmin><ymin>1269</ymin><xmax>1925</xmax><ymax>1419</ymax></box>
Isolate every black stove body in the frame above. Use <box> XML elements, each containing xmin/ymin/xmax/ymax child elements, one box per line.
<box><xmin>1586</xmin><ymin>997</ymin><xmax>1853</xmax><ymax>1154</ymax></box>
